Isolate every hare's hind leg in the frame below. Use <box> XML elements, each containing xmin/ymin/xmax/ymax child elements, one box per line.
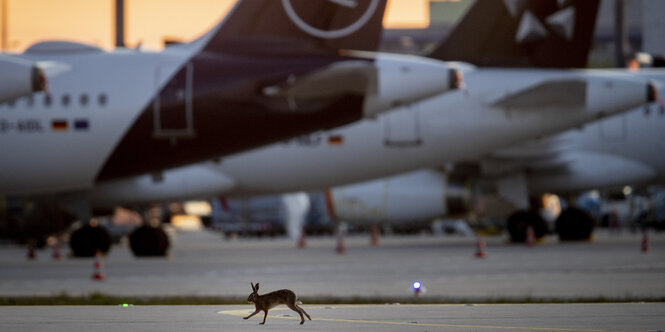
<box><xmin>298</xmin><ymin>305</ymin><xmax>311</xmax><ymax>321</ymax></box>
<box><xmin>287</xmin><ymin>303</ymin><xmax>306</xmax><ymax>324</ymax></box>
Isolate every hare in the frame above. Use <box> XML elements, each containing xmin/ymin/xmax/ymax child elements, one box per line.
<box><xmin>243</xmin><ymin>282</ymin><xmax>312</xmax><ymax>325</ymax></box>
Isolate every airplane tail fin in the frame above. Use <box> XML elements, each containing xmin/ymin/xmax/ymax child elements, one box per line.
<box><xmin>198</xmin><ymin>0</ymin><xmax>388</xmax><ymax>55</ymax></box>
<box><xmin>429</xmin><ymin>0</ymin><xmax>601</xmax><ymax>68</ymax></box>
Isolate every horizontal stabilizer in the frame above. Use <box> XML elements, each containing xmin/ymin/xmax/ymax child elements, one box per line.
<box><xmin>263</xmin><ymin>61</ymin><xmax>377</xmax><ymax>99</ymax></box>
<box><xmin>489</xmin><ymin>79</ymin><xmax>585</xmax><ymax>109</ymax></box>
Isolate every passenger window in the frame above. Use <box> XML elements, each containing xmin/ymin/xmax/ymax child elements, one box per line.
<box><xmin>98</xmin><ymin>93</ymin><xmax>108</xmax><ymax>106</ymax></box>
<box><xmin>80</xmin><ymin>94</ymin><xmax>89</xmax><ymax>107</ymax></box>
<box><xmin>44</xmin><ymin>94</ymin><xmax>52</xmax><ymax>107</ymax></box>
<box><xmin>62</xmin><ymin>94</ymin><xmax>71</xmax><ymax>107</ymax></box>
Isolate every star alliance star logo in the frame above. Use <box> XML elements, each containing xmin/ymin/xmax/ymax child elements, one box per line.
<box><xmin>282</xmin><ymin>0</ymin><xmax>380</xmax><ymax>39</ymax></box>
<box><xmin>503</xmin><ymin>0</ymin><xmax>577</xmax><ymax>43</ymax></box>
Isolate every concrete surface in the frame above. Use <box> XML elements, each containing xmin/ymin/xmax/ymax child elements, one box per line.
<box><xmin>0</xmin><ymin>230</ymin><xmax>664</xmax><ymax>300</ymax></box>
<box><xmin>1</xmin><ymin>304</ymin><xmax>664</xmax><ymax>332</ymax></box>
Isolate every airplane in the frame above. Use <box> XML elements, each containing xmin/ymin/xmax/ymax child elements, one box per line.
<box><xmin>326</xmin><ymin>3</ymin><xmax>665</xmax><ymax>243</ymax></box>
<box><xmin>68</xmin><ymin>0</ymin><xmax>660</xmax><ymax>253</ymax></box>
<box><xmin>0</xmin><ymin>54</ymin><xmax>47</xmax><ymax>103</ymax></box>
<box><xmin>1</xmin><ymin>0</ymin><xmax>467</xmax><ymax>256</ymax></box>
<box><xmin>0</xmin><ymin>0</ymin><xmax>460</xmax><ymax>197</ymax></box>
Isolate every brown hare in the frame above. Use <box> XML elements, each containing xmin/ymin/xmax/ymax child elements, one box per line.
<box><xmin>243</xmin><ymin>282</ymin><xmax>312</xmax><ymax>325</ymax></box>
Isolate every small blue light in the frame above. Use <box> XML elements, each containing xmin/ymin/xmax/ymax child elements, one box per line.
<box><xmin>413</xmin><ymin>281</ymin><xmax>421</xmax><ymax>289</ymax></box>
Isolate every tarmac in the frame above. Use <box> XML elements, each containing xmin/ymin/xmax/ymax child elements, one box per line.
<box><xmin>1</xmin><ymin>229</ymin><xmax>665</xmax><ymax>331</ymax></box>
<box><xmin>0</xmin><ymin>229</ymin><xmax>664</xmax><ymax>300</ymax></box>
<box><xmin>1</xmin><ymin>303</ymin><xmax>664</xmax><ymax>332</ymax></box>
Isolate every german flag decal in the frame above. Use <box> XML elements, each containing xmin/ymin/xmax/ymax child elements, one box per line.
<box><xmin>328</xmin><ymin>135</ymin><xmax>344</xmax><ymax>145</ymax></box>
<box><xmin>51</xmin><ymin>119</ymin><xmax>68</xmax><ymax>131</ymax></box>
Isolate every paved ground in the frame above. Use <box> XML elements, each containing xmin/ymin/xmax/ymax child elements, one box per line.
<box><xmin>1</xmin><ymin>304</ymin><xmax>664</xmax><ymax>332</ymax></box>
<box><xmin>0</xmin><ymin>229</ymin><xmax>664</xmax><ymax>300</ymax></box>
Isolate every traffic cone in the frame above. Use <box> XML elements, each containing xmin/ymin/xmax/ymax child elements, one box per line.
<box><xmin>526</xmin><ymin>225</ymin><xmax>536</xmax><ymax>247</ymax></box>
<box><xmin>52</xmin><ymin>242</ymin><xmax>62</xmax><ymax>261</ymax></box>
<box><xmin>370</xmin><ymin>224</ymin><xmax>380</xmax><ymax>246</ymax></box>
<box><xmin>27</xmin><ymin>242</ymin><xmax>36</xmax><ymax>260</ymax></box>
<box><xmin>474</xmin><ymin>236</ymin><xmax>486</xmax><ymax>258</ymax></box>
<box><xmin>641</xmin><ymin>230</ymin><xmax>650</xmax><ymax>253</ymax></box>
<box><xmin>297</xmin><ymin>227</ymin><xmax>307</xmax><ymax>249</ymax></box>
<box><xmin>91</xmin><ymin>251</ymin><xmax>106</xmax><ymax>281</ymax></box>
<box><xmin>335</xmin><ymin>232</ymin><xmax>346</xmax><ymax>255</ymax></box>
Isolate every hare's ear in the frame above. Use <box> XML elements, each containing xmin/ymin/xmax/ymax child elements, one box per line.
<box><xmin>251</xmin><ymin>282</ymin><xmax>255</xmax><ymax>292</ymax></box>
<box><xmin>255</xmin><ymin>283</ymin><xmax>260</xmax><ymax>291</ymax></box>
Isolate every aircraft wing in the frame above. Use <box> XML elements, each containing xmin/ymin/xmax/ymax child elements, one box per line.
<box><xmin>489</xmin><ymin>79</ymin><xmax>586</xmax><ymax>109</ymax></box>
<box><xmin>83</xmin><ymin>164</ymin><xmax>237</xmax><ymax>207</ymax></box>
<box><xmin>263</xmin><ymin>60</ymin><xmax>377</xmax><ymax>99</ymax></box>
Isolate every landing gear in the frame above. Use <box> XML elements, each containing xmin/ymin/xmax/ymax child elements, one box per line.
<box><xmin>555</xmin><ymin>207</ymin><xmax>595</xmax><ymax>241</ymax></box>
<box><xmin>506</xmin><ymin>210</ymin><xmax>548</xmax><ymax>243</ymax></box>
<box><xmin>129</xmin><ymin>225</ymin><xmax>170</xmax><ymax>257</ymax></box>
<box><xmin>69</xmin><ymin>224</ymin><xmax>112</xmax><ymax>257</ymax></box>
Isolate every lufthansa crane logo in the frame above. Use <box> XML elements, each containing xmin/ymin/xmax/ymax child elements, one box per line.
<box><xmin>282</xmin><ymin>0</ymin><xmax>381</xmax><ymax>39</ymax></box>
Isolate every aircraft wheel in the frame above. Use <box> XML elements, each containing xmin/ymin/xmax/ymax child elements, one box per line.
<box><xmin>555</xmin><ymin>207</ymin><xmax>595</xmax><ymax>241</ymax></box>
<box><xmin>506</xmin><ymin>210</ymin><xmax>548</xmax><ymax>243</ymax></box>
<box><xmin>129</xmin><ymin>225</ymin><xmax>170</xmax><ymax>257</ymax></box>
<box><xmin>69</xmin><ymin>224</ymin><xmax>112</xmax><ymax>257</ymax></box>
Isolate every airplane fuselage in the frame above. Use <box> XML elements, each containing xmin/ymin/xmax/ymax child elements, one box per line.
<box><xmin>1</xmin><ymin>42</ymin><xmax>456</xmax><ymax>196</ymax></box>
<box><xmin>84</xmin><ymin>68</ymin><xmax>658</xmax><ymax>205</ymax></box>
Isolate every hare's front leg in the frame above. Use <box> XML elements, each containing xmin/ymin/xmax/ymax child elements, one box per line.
<box><xmin>260</xmin><ymin>310</ymin><xmax>268</xmax><ymax>324</ymax></box>
<box><xmin>243</xmin><ymin>309</ymin><xmax>260</xmax><ymax>320</ymax></box>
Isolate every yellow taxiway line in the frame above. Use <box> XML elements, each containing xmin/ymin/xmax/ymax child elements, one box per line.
<box><xmin>218</xmin><ymin>306</ymin><xmax>639</xmax><ymax>332</ymax></box>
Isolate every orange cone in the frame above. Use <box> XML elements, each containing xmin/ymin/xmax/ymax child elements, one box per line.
<box><xmin>370</xmin><ymin>224</ymin><xmax>380</xmax><ymax>246</ymax></box>
<box><xmin>52</xmin><ymin>242</ymin><xmax>62</xmax><ymax>261</ymax></box>
<box><xmin>28</xmin><ymin>243</ymin><xmax>37</xmax><ymax>260</ymax></box>
<box><xmin>335</xmin><ymin>232</ymin><xmax>346</xmax><ymax>255</ymax></box>
<box><xmin>641</xmin><ymin>230</ymin><xmax>650</xmax><ymax>253</ymax></box>
<box><xmin>474</xmin><ymin>236</ymin><xmax>486</xmax><ymax>258</ymax></box>
<box><xmin>297</xmin><ymin>227</ymin><xmax>307</xmax><ymax>249</ymax></box>
<box><xmin>526</xmin><ymin>225</ymin><xmax>536</xmax><ymax>247</ymax></box>
<box><xmin>91</xmin><ymin>251</ymin><xmax>106</xmax><ymax>281</ymax></box>
<box><xmin>27</xmin><ymin>242</ymin><xmax>36</xmax><ymax>260</ymax></box>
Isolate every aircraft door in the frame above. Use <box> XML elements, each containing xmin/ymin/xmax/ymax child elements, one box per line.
<box><xmin>383</xmin><ymin>105</ymin><xmax>422</xmax><ymax>147</ymax></box>
<box><xmin>599</xmin><ymin>114</ymin><xmax>626</xmax><ymax>142</ymax></box>
<box><xmin>153</xmin><ymin>62</ymin><xmax>195</xmax><ymax>139</ymax></box>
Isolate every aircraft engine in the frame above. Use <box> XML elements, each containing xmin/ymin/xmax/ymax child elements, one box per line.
<box><xmin>584</xmin><ymin>75</ymin><xmax>661</xmax><ymax>114</ymax></box>
<box><xmin>326</xmin><ymin>169</ymin><xmax>472</xmax><ymax>225</ymax></box>
<box><xmin>0</xmin><ymin>55</ymin><xmax>47</xmax><ymax>103</ymax></box>
<box><xmin>361</xmin><ymin>54</ymin><xmax>463</xmax><ymax>117</ymax></box>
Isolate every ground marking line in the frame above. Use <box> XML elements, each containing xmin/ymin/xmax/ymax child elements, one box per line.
<box><xmin>218</xmin><ymin>308</ymin><xmax>638</xmax><ymax>332</ymax></box>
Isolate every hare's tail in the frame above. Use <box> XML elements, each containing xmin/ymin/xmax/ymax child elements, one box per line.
<box><xmin>296</xmin><ymin>298</ymin><xmax>303</xmax><ymax>305</ymax></box>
